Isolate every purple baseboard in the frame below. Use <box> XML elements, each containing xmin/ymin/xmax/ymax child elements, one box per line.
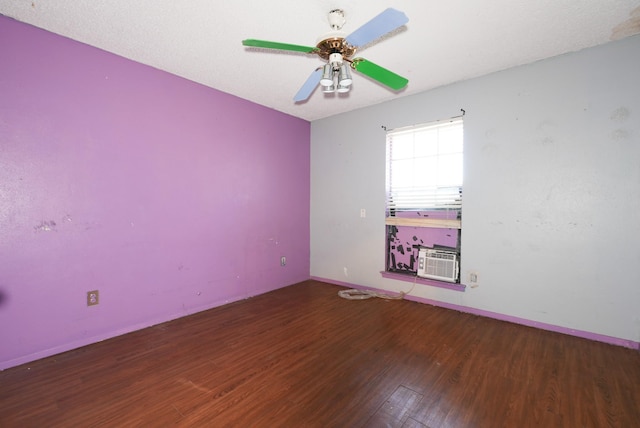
<box><xmin>309</xmin><ymin>276</ymin><xmax>640</xmax><ymax>351</ymax></box>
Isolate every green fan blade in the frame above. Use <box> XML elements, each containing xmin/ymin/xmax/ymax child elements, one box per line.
<box><xmin>242</xmin><ymin>39</ymin><xmax>317</xmax><ymax>53</ymax></box>
<box><xmin>351</xmin><ymin>58</ymin><xmax>408</xmax><ymax>90</ymax></box>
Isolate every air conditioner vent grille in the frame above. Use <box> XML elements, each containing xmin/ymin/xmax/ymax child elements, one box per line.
<box><xmin>417</xmin><ymin>248</ymin><xmax>459</xmax><ymax>283</ymax></box>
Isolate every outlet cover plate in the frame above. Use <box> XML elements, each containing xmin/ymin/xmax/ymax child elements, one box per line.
<box><xmin>87</xmin><ymin>290</ymin><xmax>99</xmax><ymax>306</ymax></box>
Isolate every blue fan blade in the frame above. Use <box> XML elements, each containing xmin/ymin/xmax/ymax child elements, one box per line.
<box><xmin>345</xmin><ymin>8</ymin><xmax>408</xmax><ymax>48</ymax></box>
<box><xmin>293</xmin><ymin>68</ymin><xmax>322</xmax><ymax>102</ymax></box>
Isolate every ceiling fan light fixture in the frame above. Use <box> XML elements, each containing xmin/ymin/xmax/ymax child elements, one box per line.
<box><xmin>336</xmin><ymin>84</ymin><xmax>350</xmax><ymax>93</ymax></box>
<box><xmin>338</xmin><ymin>64</ymin><xmax>352</xmax><ymax>86</ymax></box>
<box><xmin>320</xmin><ymin>63</ymin><xmax>334</xmax><ymax>86</ymax></box>
<box><xmin>243</xmin><ymin>8</ymin><xmax>410</xmax><ymax>102</ymax></box>
<box><xmin>322</xmin><ymin>83</ymin><xmax>336</xmax><ymax>93</ymax></box>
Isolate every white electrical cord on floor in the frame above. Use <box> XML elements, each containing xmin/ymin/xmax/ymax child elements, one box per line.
<box><xmin>338</xmin><ymin>288</ymin><xmax>404</xmax><ymax>300</ymax></box>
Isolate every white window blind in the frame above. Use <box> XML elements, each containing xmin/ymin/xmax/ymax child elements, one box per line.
<box><xmin>386</xmin><ymin>118</ymin><xmax>463</xmax><ymax>213</ymax></box>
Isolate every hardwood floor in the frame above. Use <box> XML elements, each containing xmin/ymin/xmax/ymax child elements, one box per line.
<box><xmin>1</xmin><ymin>280</ymin><xmax>639</xmax><ymax>427</ymax></box>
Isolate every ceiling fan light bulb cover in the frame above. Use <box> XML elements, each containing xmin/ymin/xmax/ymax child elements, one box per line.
<box><xmin>320</xmin><ymin>64</ymin><xmax>334</xmax><ymax>86</ymax></box>
<box><xmin>338</xmin><ymin>64</ymin><xmax>352</xmax><ymax>86</ymax></box>
<box><xmin>322</xmin><ymin>84</ymin><xmax>336</xmax><ymax>93</ymax></box>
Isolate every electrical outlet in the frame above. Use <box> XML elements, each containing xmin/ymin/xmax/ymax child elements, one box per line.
<box><xmin>469</xmin><ymin>272</ymin><xmax>479</xmax><ymax>283</ymax></box>
<box><xmin>280</xmin><ymin>256</ymin><xmax>286</xmax><ymax>267</ymax></box>
<box><xmin>87</xmin><ymin>290</ymin><xmax>99</xmax><ymax>306</ymax></box>
<box><xmin>360</xmin><ymin>208</ymin><xmax>366</xmax><ymax>218</ymax></box>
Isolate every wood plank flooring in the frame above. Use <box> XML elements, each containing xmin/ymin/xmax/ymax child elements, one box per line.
<box><xmin>1</xmin><ymin>280</ymin><xmax>639</xmax><ymax>427</ymax></box>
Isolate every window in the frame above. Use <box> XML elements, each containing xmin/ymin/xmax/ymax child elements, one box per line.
<box><xmin>384</xmin><ymin>117</ymin><xmax>464</xmax><ymax>284</ymax></box>
<box><xmin>386</xmin><ymin>117</ymin><xmax>463</xmax><ymax>214</ymax></box>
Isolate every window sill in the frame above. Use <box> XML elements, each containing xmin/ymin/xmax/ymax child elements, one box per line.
<box><xmin>380</xmin><ymin>271</ymin><xmax>466</xmax><ymax>292</ymax></box>
<box><xmin>385</xmin><ymin>216</ymin><xmax>462</xmax><ymax>229</ymax></box>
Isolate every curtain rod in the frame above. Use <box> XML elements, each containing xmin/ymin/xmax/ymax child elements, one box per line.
<box><xmin>381</xmin><ymin>108</ymin><xmax>465</xmax><ymax>132</ymax></box>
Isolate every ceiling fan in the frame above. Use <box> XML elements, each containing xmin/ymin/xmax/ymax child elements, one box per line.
<box><xmin>242</xmin><ymin>8</ymin><xmax>409</xmax><ymax>102</ymax></box>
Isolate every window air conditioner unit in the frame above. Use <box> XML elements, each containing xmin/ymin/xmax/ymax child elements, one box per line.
<box><xmin>417</xmin><ymin>247</ymin><xmax>459</xmax><ymax>283</ymax></box>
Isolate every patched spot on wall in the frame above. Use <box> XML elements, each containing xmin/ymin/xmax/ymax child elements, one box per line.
<box><xmin>611</xmin><ymin>129</ymin><xmax>631</xmax><ymax>141</ymax></box>
<box><xmin>609</xmin><ymin>107</ymin><xmax>633</xmax><ymax>143</ymax></box>
<box><xmin>536</xmin><ymin>120</ymin><xmax>558</xmax><ymax>146</ymax></box>
<box><xmin>610</xmin><ymin>107</ymin><xmax>631</xmax><ymax>122</ymax></box>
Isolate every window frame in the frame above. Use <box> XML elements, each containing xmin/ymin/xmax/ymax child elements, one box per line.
<box><xmin>386</xmin><ymin>117</ymin><xmax>464</xmax><ymax>216</ymax></box>
<box><xmin>383</xmin><ymin>116</ymin><xmax>464</xmax><ymax>288</ymax></box>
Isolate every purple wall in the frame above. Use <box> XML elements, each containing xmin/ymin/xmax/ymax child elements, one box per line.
<box><xmin>0</xmin><ymin>16</ymin><xmax>310</xmax><ymax>370</ymax></box>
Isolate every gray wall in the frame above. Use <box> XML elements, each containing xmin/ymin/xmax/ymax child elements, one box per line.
<box><xmin>310</xmin><ymin>35</ymin><xmax>640</xmax><ymax>343</ymax></box>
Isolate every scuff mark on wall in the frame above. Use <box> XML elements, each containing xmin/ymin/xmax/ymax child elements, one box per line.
<box><xmin>34</xmin><ymin>220</ymin><xmax>56</xmax><ymax>232</ymax></box>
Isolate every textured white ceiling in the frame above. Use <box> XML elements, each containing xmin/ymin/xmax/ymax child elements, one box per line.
<box><xmin>2</xmin><ymin>1</ymin><xmax>639</xmax><ymax>121</ymax></box>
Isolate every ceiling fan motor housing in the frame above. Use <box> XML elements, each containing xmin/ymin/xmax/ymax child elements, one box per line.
<box><xmin>315</xmin><ymin>36</ymin><xmax>356</xmax><ymax>61</ymax></box>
